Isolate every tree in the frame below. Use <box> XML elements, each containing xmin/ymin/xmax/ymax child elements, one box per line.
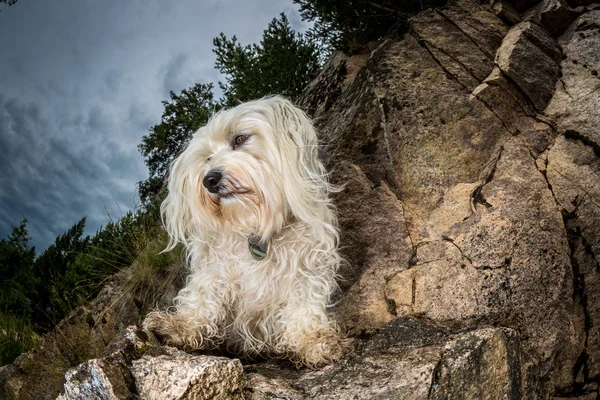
<box><xmin>0</xmin><ymin>220</ymin><xmax>36</xmax><ymax>317</ymax></box>
<box><xmin>293</xmin><ymin>0</ymin><xmax>447</xmax><ymax>53</ymax></box>
<box><xmin>0</xmin><ymin>0</ymin><xmax>17</xmax><ymax>12</ymax></box>
<box><xmin>138</xmin><ymin>83</ymin><xmax>217</xmax><ymax>204</ymax></box>
<box><xmin>213</xmin><ymin>13</ymin><xmax>321</xmax><ymax>107</ymax></box>
<box><xmin>32</xmin><ymin>218</ymin><xmax>90</xmax><ymax>328</ymax></box>
<box><xmin>138</xmin><ymin>14</ymin><xmax>322</xmax><ymax>204</ymax></box>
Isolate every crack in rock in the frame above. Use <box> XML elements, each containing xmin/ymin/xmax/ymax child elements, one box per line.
<box><xmin>470</xmin><ymin>146</ymin><xmax>504</xmax><ymax>212</ymax></box>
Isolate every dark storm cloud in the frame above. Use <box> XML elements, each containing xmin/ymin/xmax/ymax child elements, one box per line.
<box><xmin>160</xmin><ymin>53</ymin><xmax>224</xmax><ymax>100</ymax></box>
<box><xmin>0</xmin><ymin>0</ymin><xmax>308</xmax><ymax>252</ymax></box>
<box><xmin>0</xmin><ymin>93</ymin><xmax>141</xmax><ymax>250</ymax></box>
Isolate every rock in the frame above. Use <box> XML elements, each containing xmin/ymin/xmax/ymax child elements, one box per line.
<box><xmin>546</xmin><ymin>136</ymin><xmax>600</xmax><ymax>381</ymax></box>
<box><xmin>382</xmin><ymin>140</ymin><xmax>579</xmax><ymax>384</ymax></box>
<box><xmin>0</xmin><ymin>284</ymin><xmax>140</xmax><ymax>400</ymax></box>
<box><xmin>429</xmin><ymin>329</ymin><xmax>523</xmax><ymax>399</ymax></box>
<box><xmin>545</xmin><ymin>11</ymin><xmax>600</xmax><ymax>148</ymax></box>
<box><xmin>491</xmin><ymin>0</ymin><xmax>522</xmax><ymax>25</ymax></box>
<box><xmin>410</xmin><ymin>7</ymin><xmax>497</xmax><ymax>90</ymax></box>
<box><xmin>56</xmin><ymin>327</ymin><xmax>170</xmax><ymax>399</ymax></box>
<box><xmin>246</xmin><ymin>321</ymin><xmax>524</xmax><ymax>399</ymax></box>
<box><xmin>332</xmin><ymin>163</ymin><xmax>413</xmax><ymax>333</ymax></box>
<box><xmin>438</xmin><ymin>0</ymin><xmax>509</xmax><ymax>59</ymax></box>
<box><xmin>0</xmin><ymin>363</ymin><xmax>22</xmax><ymax>400</ymax></box>
<box><xmin>471</xmin><ymin>66</ymin><xmax>537</xmax><ymax>134</ymax></box>
<box><xmin>131</xmin><ymin>347</ymin><xmax>244</xmax><ymax>400</ymax></box>
<box><xmin>103</xmin><ymin>325</ymin><xmax>161</xmax><ymax>360</ymax></box>
<box><xmin>518</xmin><ymin>21</ymin><xmax>564</xmax><ymax>63</ymax></box>
<box><xmin>523</xmin><ymin>0</ymin><xmax>580</xmax><ymax>37</ymax></box>
<box><xmin>298</xmin><ymin>1</ymin><xmax>596</xmax><ymax>394</ymax></box>
<box><xmin>565</xmin><ymin>0</ymin><xmax>599</xmax><ymax>8</ymax></box>
<box><xmin>509</xmin><ymin>0</ymin><xmax>542</xmax><ymax>12</ymax></box>
<box><xmin>57</xmin><ymin>354</ymin><xmax>133</xmax><ymax>400</ymax></box>
<box><xmin>495</xmin><ymin>22</ymin><xmax>562</xmax><ymax>111</ymax></box>
<box><xmin>553</xmin><ymin>394</ymin><xmax>599</xmax><ymax>400</ymax></box>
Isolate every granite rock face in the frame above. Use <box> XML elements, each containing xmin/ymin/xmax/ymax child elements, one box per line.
<box><xmin>2</xmin><ymin>0</ymin><xmax>600</xmax><ymax>398</ymax></box>
<box><xmin>296</xmin><ymin>0</ymin><xmax>600</xmax><ymax>396</ymax></box>
<box><xmin>545</xmin><ymin>11</ymin><xmax>600</xmax><ymax>149</ymax></box>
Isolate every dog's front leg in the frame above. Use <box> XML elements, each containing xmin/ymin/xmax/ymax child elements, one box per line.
<box><xmin>276</xmin><ymin>304</ymin><xmax>352</xmax><ymax>368</ymax></box>
<box><xmin>144</xmin><ymin>270</ymin><xmax>227</xmax><ymax>350</ymax></box>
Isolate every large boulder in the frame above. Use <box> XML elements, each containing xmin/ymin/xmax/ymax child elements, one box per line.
<box><xmin>245</xmin><ymin>320</ymin><xmax>525</xmax><ymax>400</ymax></box>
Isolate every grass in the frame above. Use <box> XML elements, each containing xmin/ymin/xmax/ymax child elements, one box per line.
<box><xmin>116</xmin><ymin>229</ymin><xmax>186</xmax><ymax>317</ymax></box>
<box><xmin>0</xmin><ymin>312</ymin><xmax>39</xmax><ymax>366</ymax></box>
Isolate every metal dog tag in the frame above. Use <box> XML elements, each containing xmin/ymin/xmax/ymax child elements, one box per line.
<box><xmin>248</xmin><ymin>236</ymin><xmax>268</xmax><ymax>260</ymax></box>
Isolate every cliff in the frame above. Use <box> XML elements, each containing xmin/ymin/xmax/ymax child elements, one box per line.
<box><xmin>2</xmin><ymin>0</ymin><xmax>600</xmax><ymax>398</ymax></box>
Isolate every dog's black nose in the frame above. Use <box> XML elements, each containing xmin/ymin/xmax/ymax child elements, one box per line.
<box><xmin>203</xmin><ymin>171</ymin><xmax>222</xmax><ymax>193</ymax></box>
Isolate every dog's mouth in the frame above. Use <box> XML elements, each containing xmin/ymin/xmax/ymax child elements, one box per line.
<box><xmin>218</xmin><ymin>190</ymin><xmax>247</xmax><ymax>200</ymax></box>
<box><xmin>215</xmin><ymin>182</ymin><xmax>251</xmax><ymax>200</ymax></box>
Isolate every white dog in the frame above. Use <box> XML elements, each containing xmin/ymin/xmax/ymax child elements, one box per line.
<box><xmin>144</xmin><ymin>96</ymin><xmax>350</xmax><ymax>367</ymax></box>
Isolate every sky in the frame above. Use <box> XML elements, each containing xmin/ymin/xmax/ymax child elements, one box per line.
<box><xmin>0</xmin><ymin>0</ymin><xmax>308</xmax><ymax>252</ymax></box>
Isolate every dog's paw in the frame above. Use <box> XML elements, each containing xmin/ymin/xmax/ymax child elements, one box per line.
<box><xmin>298</xmin><ymin>332</ymin><xmax>354</xmax><ymax>368</ymax></box>
<box><xmin>143</xmin><ymin>311</ymin><xmax>216</xmax><ymax>350</ymax></box>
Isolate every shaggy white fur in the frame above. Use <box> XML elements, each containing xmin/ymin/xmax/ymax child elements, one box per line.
<box><xmin>144</xmin><ymin>96</ymin><xmax>350</xmax><ymax>367</ymax></box>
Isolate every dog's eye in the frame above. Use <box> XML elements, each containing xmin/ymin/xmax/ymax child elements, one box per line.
<box><xmin>232</xmin><ymin>134</ymin><xmax>249</xmax><ymax>149</ymax></box>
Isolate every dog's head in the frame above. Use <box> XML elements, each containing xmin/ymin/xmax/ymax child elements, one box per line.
<box><xmin>161</xmin><ymin>96</ymin><xmax>333</xmax><ymax>247</ymax></box>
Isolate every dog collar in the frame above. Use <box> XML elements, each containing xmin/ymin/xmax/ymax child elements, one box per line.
<box><xmin>248</xmin><ymin>236</ymin><xmax>268</xmax><ymax>260</ymax></box>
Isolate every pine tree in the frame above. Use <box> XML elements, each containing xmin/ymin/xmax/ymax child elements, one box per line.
<box><xmin>32</xmin><ymin>218</ymin><xmax>90</xmax><ymax>328</ymax></box>
<box><xmin>0</xmin><ymin>220</ymin><xmax>36</xmax><ymax>317</ymax></box>
<box><xmin>293</xmin><ymin>0</ymin><xmax>446</xmax><ymax>53</ymax></box>
<box><xmin>213</xmin><ymin>13</ymin><xmax>320</xmax><ymax>107</ymax></box>
<box><xmin>138</xmin><ymin>83</ymin><xmax>217</xmax><ymax>204</ymax></box>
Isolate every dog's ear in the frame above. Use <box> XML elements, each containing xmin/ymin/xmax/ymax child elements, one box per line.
<box><xmin>160</xmin><ymin>146</ymin><xmax>197</xmax><ymax>250</ymax></box>
<box><xmin>267</xmin><ymin>96</ymin><xmax>333</xmax><ymax>224</ymax></box>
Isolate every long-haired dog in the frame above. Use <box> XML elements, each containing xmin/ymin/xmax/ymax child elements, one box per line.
<box><xmin>143</xmin><ymin>96</ymin><xmax>350</xmax><ymax>367</ymax></box>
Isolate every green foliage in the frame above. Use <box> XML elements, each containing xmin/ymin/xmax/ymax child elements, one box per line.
<box><xmin>0</xmin><ymin>220</ymin><xmax>37</xmax><ymax>318</ymax></box>
<box><xmin>137</xmin><ymin>13</ymin><xmax>323</xmax><ymax>204</ymax></box>
<box><xmin>49</xmin><ymin>207</ymin><xmax>164</xmax><ymax>323</ymax></box>
<box><xmin>293</xmin><ymin>0</ymin><xmax>446</xmax><ymax>52</ymax></box>
<box><xmin>0</xmin><ymin>312</ymin><xmax>38</xmax><ymax>366</ymax></box>
<box><xmin>138</xmin><ymin>83</ymin><xmax>217</xmax><ymax>205</ymax></box>
<box><xmin>116</xmin><ymin>230</ymin><xmax>185</xmax><ymax>317</ymax></box>
<box><xmin>213</xmin><ymin>13</ymin><xmax>321</xmax><ymax>107</ymax></box>
<box><xmin>32</xmin><ymin>218</ymin><xmax>90</xmax><ymax>329</ymax></box>
<box><xmin>0</xmin><ymin>0</ymin><xmax>17</xmax><ymax>10</ymax></box>
<box><xmin>0</xmin><ymin>221</ymin><xmax>38</xmax><ymax>366</ymax></box>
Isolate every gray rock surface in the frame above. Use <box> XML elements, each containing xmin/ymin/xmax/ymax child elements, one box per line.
<box><xmin>56</xmin><ymin>326</ymin><xmax>159</xmax><ymax>400</ymax></box>
<box><xmin>245</xmin><ymin>320</ymin><xmax>524</xmax><ymax>400</ymax></box>
<box><xmin>131</xmin><ymin>347</ymin><xmax>243</xmax><ymax>400</ymax></box>
<box><xmin>524</xmin><ymin>0</ymin><xmax>580</xmax><ymax>37</ymax></box>
<box><xmin>492</xmin><ymin>0</ymin><xmax>523</xmax><ymax>25</ymax></box>
<box><xmin>57</xmin><ymin>357</ymin><xmax>127</xmax><ymax>400</ymax></box>
<box><xmin>496</xmin><ymin>22</ymin><xmax>562</xmax><ymax>111</ymax></box>
<box><xmin>545</xmin><ymin>11</ymin><xmax>600</xmax><ymax>148</ymax></box>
